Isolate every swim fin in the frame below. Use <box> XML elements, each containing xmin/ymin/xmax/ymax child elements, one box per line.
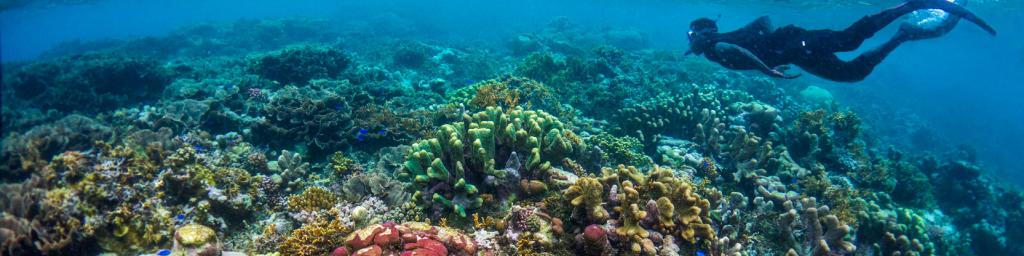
<box><xmin>897</xmin><ymin>0</ymin><xmax>966</xmax><ymax>41</ymax></box>
<box><xmin>907</xmin><ymin>0</ymin><xmax>996</xmax><ymax>36</ymax></box>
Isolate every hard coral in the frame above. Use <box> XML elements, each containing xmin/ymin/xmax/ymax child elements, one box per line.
<box><xmin>279</xmin><ymin>217</ymin><xmax>351</xmax><ymax>256</ymax></box>
<box><xmin>1</xmin><ymin>115</ymin><xmax>112</xmax><ymax>180</ymax></box>
<box><xmin>287</xmin><ymin>187</ymin><xmax>338</xmax><ymax>213</ymax></box>
<box><xmin>566</xmin><ymin>165</ymin><xmax>716</xmax><ymax>254</ymax></box>
<box><xmin>249</xmin><ymin>45</ymin><xmax>351</xmax><ymax>85</ymax></box>
<box><xmin>335</xmin><ymin>222</ymin><xmax>480</xmax><ymax>256</ymax></box>
<box><xmin>1</xmin><ymin>174</ymin><xmax>79</xmax><ymax>255</ymax></box>
<box><xmin>3</xmin><ymin>52</ymin><xmax>171</xmax><ymax>112</ymax></box>
<box><xmin>399</xmin><ymin>107</ymin><xmax>583</xmax><ymax>221</ymax></box>
<box><xmin>255</xmin><ymin>86</ymin><xmax>354</xmax><ymax>155</ymax></box>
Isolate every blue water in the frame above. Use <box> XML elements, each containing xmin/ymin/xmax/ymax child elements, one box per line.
<box><xmin>3</xmin><ymin>0</ymin><xmax>1024</xmax><ymax>255</ymax></box>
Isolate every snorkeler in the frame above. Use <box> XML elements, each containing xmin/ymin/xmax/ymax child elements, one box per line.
<box><xmin>685</xmin><ymin>0</ymin><xmax>997</xmax><ymax>82</ymax></box>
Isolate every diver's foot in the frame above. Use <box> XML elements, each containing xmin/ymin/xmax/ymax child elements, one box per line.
<box><xmin>904</xmin><ymin>0</ymin><xmax>997</xmax><ymax>35</ymax></box>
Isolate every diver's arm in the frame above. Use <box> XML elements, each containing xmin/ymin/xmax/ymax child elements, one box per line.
<box><xmin>712</xmin><ymin>42</ymin><xmax>800</xmax><ymax>79</ymax></box>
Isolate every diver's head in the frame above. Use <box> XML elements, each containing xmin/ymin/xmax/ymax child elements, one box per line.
<box><xmin>689</xmin><ymin>18</ymin><xmax>718</xmax><ymax>38</ymax></box>
<box><xmin>687</xmin><ymin>18</ymin><xmax>718</xmax><ymax>55</ymax></box>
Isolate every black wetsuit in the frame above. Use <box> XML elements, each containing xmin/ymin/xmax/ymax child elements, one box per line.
<box><xmin>698</xmin><ymin>0</ymin><xmax>996</xmax><ymax>82</ymax></box>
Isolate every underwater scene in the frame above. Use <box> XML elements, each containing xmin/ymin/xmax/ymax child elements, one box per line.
<box><xmin>2</xmin><ymin>0</ymin><xmax>1023</xmax><ymax>255</ymax></box>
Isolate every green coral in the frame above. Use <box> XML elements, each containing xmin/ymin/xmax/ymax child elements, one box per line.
<box><xmin>400</xmin><ymin>106</ymin><xmax>583</xmax><ymax>220</ymax></box>
<box><xmin>586</xmin><ymin>132</ymin><xmax>651</xmax><ymax>168</ymax></box>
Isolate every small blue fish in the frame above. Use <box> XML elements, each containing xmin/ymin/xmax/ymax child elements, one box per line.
<box><xmin>334</xmin><ymin>104</ymin><xmax>345</xmax><ymax>110</ymax></box>
<box><xmin>791</xmin><ymin>177</ymin><xmax>798</xmax><ymax>184</ymax></box>
<box><xmin>359</xmin><ymin>129</ymin><xmax>369</xmax><ymax>135</ymax></box>
<box><xmin>176</xmin><ymin>214</ymin><xmax>186</xmax><ymax>221</ymax></box>
<box><xmin>377</xmin><ymin>129</ymin><xmax>387</xmax><ymax>136</ymax></box>
<box><xmin>156</xmin><ymin>249</ymin><xmax>172</xmax><ymax>256</ymax></box>
<box><xmin>696</xmin><ymin>251</ymin><xmax>706</xmax><ymax>256</ymax></box>
<box><xmin>356</xmin><ymin>135</ymin><xmax>366</xmax><ymax>142</ymax></box>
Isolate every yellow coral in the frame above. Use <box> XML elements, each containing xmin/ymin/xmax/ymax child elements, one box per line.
<box><xmin>565</xmin><ymin>177</ymin><xmax>608</xmax><ymax>221</ymax></box>
<box><xmin>329</xmin><ymin>151</ymin><xmax>356</xmax><ymax>176</ymax></box>
<box><xmin>287</xmin><ymin>187</ymin><xmax>338</xmax><ymax>212</ymax></box>
<box><xmin>279</xmin><ymin>218</ymin><xmax>350</xmax><ymax>256</ymax></box>
<box><xmin>175</xmin><ymin>224</ymin><xmax>216</xmax><ymax>246</ymax></box>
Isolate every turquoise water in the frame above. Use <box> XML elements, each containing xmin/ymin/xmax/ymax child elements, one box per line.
<box><xmin>2</xmin><ymin>0</ymin><xmax>1023</xmax><ymax>255</ymax></box>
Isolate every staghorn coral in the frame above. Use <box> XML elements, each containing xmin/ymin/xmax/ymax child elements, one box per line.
<box><xmin>586</xmin><ymin>132</ymin><xmax>651</xmax><ymax>168</ymax></box>
<box><xmin>279</xmin><ymin>214</ymin><xmax>350</xmax><ymax>256</ymax></box>
<box><xmin>287</xmin><ymin>186</ymin><xmax>338</xmax><ymax>213</ymax></box>
<box><xmin>399</xmin><ymin>106</ymin><xmax>583</xmax><ymax>221</ymax></box>
<box><xmin>449</xmin><ymin>75</ymin><xmax>559</xmax><ymax>113</ymax></box>
<box><xmin>329</xmin><ymin>151</ymin><xmax>358</xmax><ymax>177</ymax></box>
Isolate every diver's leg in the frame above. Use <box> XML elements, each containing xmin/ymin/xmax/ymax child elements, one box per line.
<box><xmin>797</xmin><ymin>36</ymin><xmax>904</xmax><ymax>82</ymax></box>
<box><xmin>827</xmin><ymin>0</ymin><xmax>995</xmax><ymax>52</ymax></box>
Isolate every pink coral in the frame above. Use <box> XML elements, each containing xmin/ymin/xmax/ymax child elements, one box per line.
<box><xmin>335</xmin><ymin>222</ymin><xmax>482</xmax><ymax>256</ymax></box>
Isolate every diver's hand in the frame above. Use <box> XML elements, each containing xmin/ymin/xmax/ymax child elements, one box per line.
<box><xmin>770</xmin><ymin>65</ymin><xmax>801</xmax><ymax>79</ymax></box>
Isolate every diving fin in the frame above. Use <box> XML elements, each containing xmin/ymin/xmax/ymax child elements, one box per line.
<box><xmin>908</xmin><ymin>0</ymin><xmax>996</xmax><ymax>36</ymax></box>
<box><xmin>898</xmin><ymin>0</ymin><xmax>965</xmax><ymax>41</ymax></box>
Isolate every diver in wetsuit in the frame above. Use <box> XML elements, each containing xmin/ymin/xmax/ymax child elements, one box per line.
<box><xmin>685</xmin><ymin>0</ymin><xmax>997</xmax><ymax>82</ymax></box>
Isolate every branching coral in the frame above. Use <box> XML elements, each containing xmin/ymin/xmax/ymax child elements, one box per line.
<box><xmin>586</xmin><ymin>132</ymin><xmax>651</xmax><ymax>168</ymax></box>
<box><xmin>565</xmin><ymin>165</ymin><xmax>715</xmax><ymax>255</ymax></box>
<box><xmin>778</xmin><ymin>198</ymin><xmax>856</xmax><ymax>256</ymax></box>
<box><xmin>287</xmin><ymin>187</ymin><xmax>338</xmax><ymax>213</ymax></box>
<box><xmin>449</xmin><ymin>75</ymin><xmax>558</xmax><ymax>113</ymax></box>
<box><xmin>399</xmin><ymin>107</ymin><xmax>583</xmax><ymax>221</ymax></box>
<box><xmin>613</xmin><ymin>84</ymin><xmax>754</xmax><ymax>155</ymax></box>
<box><xmin>279</xmin><ymin>214</ymin><xmax>350</xmax><ymax>256</ymax></box>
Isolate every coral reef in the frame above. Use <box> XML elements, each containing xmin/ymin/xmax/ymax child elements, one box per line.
<box><xmin>3</xmin><ymin>52</ymin><xmax>170</xmax><ymax>112</ymax></box>
<box><xmin>0</xmin><ymin>14</ymin><xmax>1021</xmax><ymax>256</ymax></box>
